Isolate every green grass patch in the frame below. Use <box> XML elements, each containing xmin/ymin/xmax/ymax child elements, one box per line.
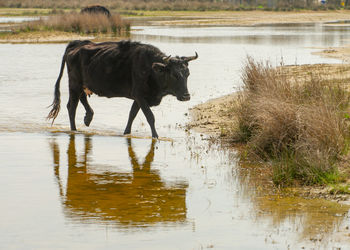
<box><xmin>329</xmin><ymin>184</ymin><xmax>350</xmax><ymax>195</ymax></box>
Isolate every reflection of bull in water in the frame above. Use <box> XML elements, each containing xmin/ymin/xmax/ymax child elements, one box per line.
<box><xmin>80</xmin><ymin>5</ymin><xmax>111</xmax><ymax>17</ymax></box>
<box><xmin>51</xmin><ymin>135</ymin><xmax>188</xmax><ymax>227</ymax></box>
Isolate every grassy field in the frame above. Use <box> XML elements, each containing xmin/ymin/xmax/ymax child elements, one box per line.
<box><xmin>0</xmin><ymin>7</ymin><xmax>227</xmax><ymax>17</ymax></box>
<box><xmin>0</xmin><ymin>7</ymin><xmax>66</xmax><ymax>16</ymax></box>
<box><xmin>0</xmin><ymin>0</ymin><xmax>347</xmax><ymax>11</ymax></box>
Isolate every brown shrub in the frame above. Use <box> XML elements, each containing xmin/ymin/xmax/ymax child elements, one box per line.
<box><xmin>233</xmin><ymin>57</ymin><xmax>350</xmax><ymax>185</ymax></box>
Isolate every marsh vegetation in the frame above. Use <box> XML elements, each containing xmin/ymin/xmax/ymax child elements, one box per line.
<box><xmin>231</xmin><ymin>59</ymin><xmax>350</xmax><ymax>187</ymax></box>
<box><xmin>17</xmin><ymin>12</ymin><xmax>130</xmax><ymax>36</ymax></box>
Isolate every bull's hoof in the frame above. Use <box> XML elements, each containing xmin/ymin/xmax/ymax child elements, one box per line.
<box><xmin>123</xmin><ymin>126</ymin><xmax>131</xmax><ymax>135</ymax></box>
<box><xmin>84</xmin><ymin>111</ymin><xmax>94</xmax><ymax>127</ymax></box>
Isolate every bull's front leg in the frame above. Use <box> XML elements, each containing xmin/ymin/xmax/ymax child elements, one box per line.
<box><xmin>137</xmin><ymin>98</ymin><xmax>158</xmax><ymax>138</ymax></box>
<box><xmin>124</xmin><ymin>101</ymin><xmax>140</xmax><ymax>135</ymax></box>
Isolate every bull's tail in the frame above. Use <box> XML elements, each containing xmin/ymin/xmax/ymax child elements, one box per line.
<box><xmin>47</xmin><ymin>53</ymin><xmax>66</xmax><ymax>125</ymax></box>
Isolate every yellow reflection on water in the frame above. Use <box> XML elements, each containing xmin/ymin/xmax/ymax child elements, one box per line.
<box><xmin>233</xmin><ymin>152</ymin><xmax>350</xmax><ymax>244</ymax></box>
<box><xmin>50</xmin><ymin>135</ymin><xmax>188</xmax><ymax>227</ymax></box>
<box><xmin>253</xmin><ymin>195</ymin><xmax>350</xmax><ymax>242</ymax></box>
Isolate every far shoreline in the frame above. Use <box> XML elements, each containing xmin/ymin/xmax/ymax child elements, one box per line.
<box><xmin>2</xmin><ymin>10</ymin><xmax>350</xmax><ymax>43</ymax></box>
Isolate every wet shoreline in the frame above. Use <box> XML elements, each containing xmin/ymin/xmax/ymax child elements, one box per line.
<box><xmin>189</xmin><ymin>63</ymin><xmax>350</xmax><ymax>203</ymax></box>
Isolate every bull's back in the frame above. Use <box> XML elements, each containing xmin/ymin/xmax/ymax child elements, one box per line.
<box><xmin>66</xmin><ymin>41</ymin><xmax>135</xmax><ymax>98</ymax></box>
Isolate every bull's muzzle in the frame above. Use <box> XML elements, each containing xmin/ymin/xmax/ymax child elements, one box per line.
<box><xmin>178</xmin><ymin>93</ymin><xmax>191</xmax><ymax>101</ymax></box>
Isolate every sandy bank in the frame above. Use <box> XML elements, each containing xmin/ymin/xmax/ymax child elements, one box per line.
<box><xmin>149</xmin><ymin>10</ymin><xmax>350</xmax><ymax>26</ymax></box>
<box><xmin>315</xmin><ymin>45</ymin><xmax>350</xmax><ymax>63</ymax></box>
<box><xmin>0</xmin><ymin>30</ymin><xmax>94</xmax><ymax>43</ymax></box>
<box><xmin>188</xmin><ymin>93</ymin><xmax>237</xmax><ymax>137</ymax></box>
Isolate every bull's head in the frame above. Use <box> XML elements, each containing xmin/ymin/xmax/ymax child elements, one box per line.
<box><xmin>152</xmin><ymin>52</ymin><xmax>198</xmax><ymax>101</ymax></box>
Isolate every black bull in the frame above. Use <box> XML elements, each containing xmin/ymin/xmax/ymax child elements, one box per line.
<box><xmin>47</xmin><ymin>40</ymin><xmax>198</xmax><ymax>138</ymax></box>
<box><xmin>80</xmin><ymin>5</ymin><xmax>111</xmax><ymax>17</ymax></box>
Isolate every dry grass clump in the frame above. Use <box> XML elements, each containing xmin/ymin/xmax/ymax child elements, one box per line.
<box><xmin>233</xmin><ymin>57</ymin><xmax>350</xmax><ymax>186</ymax></box>
<box><xmin>18</xmin><ymin>13</ymin><xmax>130</xmax><ymax>36</ymax></box>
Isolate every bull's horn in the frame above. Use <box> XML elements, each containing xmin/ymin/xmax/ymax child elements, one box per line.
<box><xmin>184</xmin><ymin>52</ymin><xmax>198</xmax><ymax>62</ymax></box>
<box><xmin>162</xmin><ymin>55</ymin><xmax>171</xmax><ymax>63</ymax></box>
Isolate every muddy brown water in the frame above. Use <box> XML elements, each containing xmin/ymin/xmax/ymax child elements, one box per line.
<box><xmin>1</xmin><ymin>23</ymin><xmax>350</xmax><ymax>249</ymax></box>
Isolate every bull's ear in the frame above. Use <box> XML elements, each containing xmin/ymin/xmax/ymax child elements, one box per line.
<box><xmin>152</xmin><ymin>62</ymin><xmax>166</xmax><ymax>73</ymax></box>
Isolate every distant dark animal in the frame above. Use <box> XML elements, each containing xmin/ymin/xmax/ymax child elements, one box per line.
<box><xmin>47</xmin><ymin>40</ymin><xmax>198</xmax><ymax>138</ymax></box>
<box><xmin>80</xmin><ymin>5</ymin><xmax>111</xmax><ymax>17</ymax></box>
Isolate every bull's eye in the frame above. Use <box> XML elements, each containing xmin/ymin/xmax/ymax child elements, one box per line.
<box><xmin>172</xmin><ymin>72</ymin><xmax>182</xmax><ymax>80</ymax></box>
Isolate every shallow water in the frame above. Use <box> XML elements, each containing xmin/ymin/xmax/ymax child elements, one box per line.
<box><xmin>0</xmin><ymin>16</ymin><xmax>39</xmax><ymax>23</ymax></box>
<box><xmin>1</xmin><ymin>23</ymin><xmax>350</xmax><ymax>249</ymax></box>
<box><xmin>0</xmin><ymin>16</ymin><xmax>40</xmax><ymax>32</ymax></box>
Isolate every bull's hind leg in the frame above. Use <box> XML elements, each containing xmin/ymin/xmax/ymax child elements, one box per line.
<box><xmin>80</xmin><ymin>94</ymin><xmax>94</xmax><ymax>127</ymax></box>
<box><xmin>67</xmin><ymin>88</ymin><xmax>80</xmax><ymax>131</ymax></box>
